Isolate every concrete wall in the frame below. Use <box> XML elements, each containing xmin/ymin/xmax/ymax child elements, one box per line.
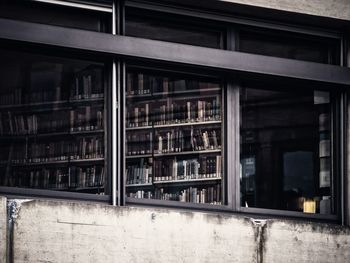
<box><xmin>265</xmin><ymin>220</ymin><xmax>350</xmax><ymax>263</ymax></box>
<box><xmin>1</xmin><ymin>198</ymin><xmax>348</xmax><ymax>263</ymax></box>
<box><xmin>222</xmin><ymin>0</ymin><xmax>350</xmax><ymax>21</ymax></box>
<box><xmin>11</xmin><ymin>200</ymin><xmax>256</xmax><ymax>263</ymax></box>
<box><xmin>0</xmin><ymin>197</ymin><xmax>6</xmax><ymax>263</ymax></box>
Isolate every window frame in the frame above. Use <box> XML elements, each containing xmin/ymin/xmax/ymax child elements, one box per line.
<box><xmin>0</xmin><ymin>46</ymin><xmax>113</xmax><ymax>203</ymax></box>
<box><xmin>0</xmin><ymin>0</ymin><xmax>349</xmax><ymax>222</ymax></box>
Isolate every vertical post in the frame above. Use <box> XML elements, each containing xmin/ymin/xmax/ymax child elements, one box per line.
<box><xmin>226</xmin><ymin>83</ymin><xmax>240</xmax><ymax>210</ymax></box>
<box><xmin>226</xmin><ymin>28</ymin><xmax>239</xmax><ymax>210</ymax></box>
<box><xmin>111</xmin><ymin>0</ymin><xmax>118</xmax><ymax>206</ymax></box>
<box><xmin>116</xmin><ymin>0</ymin><xmax>126</xmax><ymax>206</ymax></box>
<box><xmin>344</xmin><ymin>35</ymin><xmax>350</xmax><ymax>225</ymax></box>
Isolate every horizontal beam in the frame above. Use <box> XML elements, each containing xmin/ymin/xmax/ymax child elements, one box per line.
<box><xmin>0</xmin><ymin>18</ymin><xmax>349</xmax><ymax>86</ymax></box>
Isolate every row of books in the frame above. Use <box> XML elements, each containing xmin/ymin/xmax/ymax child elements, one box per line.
<box><xmin>0</xmin><ymin>88</ymin><xmax>22</xmax><ymax>105</ymax></box>
<box><xmin>5</xmin><ymin>137</ymin><xmax>104</xmax><ymax>164</ymax></box>
<box><xmin>0</xmin><ymin>109</ymin><xmax>103</xmax><ymax>136</ymax></box>
<box><xmin>0</xmin><ymin>112</ymin><xmax>65</xmax><ymax>135</ymax></box>
<box><xmin>0</xmin><ymin>87</ymin><xmax>101</xmax><ymax>105</ymax></box>
<box><xmin>127</xmin><ymin>73</ymin><xmax>220</xmax><ymax>96</ymax></box>
<box><xmin>71</xmin><ymin>70</ymin><xmax>103</xmax><ymax>100</ymax></box>
<box><xmin>126</xmin><ymin>156</ymin><xmax>222</xmax><ymax>185</ymax></box>
<box><xmin>126</xmin><ymin>161</ymin><xmax>152</xmax><ymax>185</ymax></box>
<box><xmin>1</xmin><ymin>166</ymin><xmax>104</xmax><ymax>189</ymax></box>
<box><xmin>0</xmin><ymin>86</ymin><xmax>103</xmax><ymax>106</ymax></box>
<box><xmin>176</xmin><ymin>185</ymin><xmax>221</xmax><ymax>204</ymax></box>
<box><xmin>70</xmin><ymin>108</ymin><xmax>104</xmax><ymax>132</ymax></box>
<box><xmin>319</xmin><ymin>112</ymin><xmax>330</xmax><ymax>188</ymax></box>
<box><xmin>155</xmin><ymin>128</ymin><xmax>221</xmax><ymax>153</ymax></box>
<box><xmin>126</xmin><ymin>132</ymin><xmax>152</xmax><ymax>156</ymax></box>
<box><xmin>153</xmin><ymin>156</ymin><xmax>222</xmax><ymax>182</ymax></box>
<box><xmin>69</xmin><ymin>166</ymin><xmax>105</xmax><ymax>188</ymax></box>
<box><xmin>127</xmin><ymin>98</ymin><xmax>221</xmax><ymax>128</ymax></box>
<box><xmin>127</xmin><ymin>185</ymin><xmax>222</xmax><ymax>204</ymax></box>
<box><xmin>126</xmin><ymin>128</ymin><xmax>221</xmax><ymax>156</ymax></box>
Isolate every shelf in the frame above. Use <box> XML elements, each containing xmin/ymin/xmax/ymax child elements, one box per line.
<box><xmin>126</xmin><ymin>154</ymin><xmax>153</xmax><ymax>159</ymax></box>
<box><xmin>10</xmin><ymin>159</ymin><xmax>69</xmax><ymax>167</ymax></box>
<box><xmin>126</xmin><ymin>120</ymin><xmax>221</xmax><ymax>131</ymax></box>
<box><xmin>52</xmin><ymin>186</ymin><xmax>104</xmax><ymax>192</ymax></box>
<box><xmin>153</xmin><ymin>177</ymin><xmax>222</xmax><ymax>186</ymax></box>
<box><xmin>126</xmin><ymin>87</ymin><xmax>221</xmax><ymax>99</ymax></box>
<box><xmin>0</xmin><ymin>129</ymin><xmax>104</xmax><ymax>140</ymax></box>
<box><xmin>126</xmin><ymin>149</ymin><xmax>221</xmax><ymax>159</ymax></box>
<box><xmin>70</xmin><ymin>129</ymin><xmax>104</xmax><ymax>135</ymax></box>
<box><xmin>3</xmin><ymin>157</ymin><xmax>104</xmax><ymax>167</ymax></box>
<box><xmin>153</xmin><ymin>149</ymin><xmax>221</xmax><ymax>157</ymax></box>
<box><xmin>70</xmin><ymin>158</ymin><xmax>105</xmax><ymax>164</ymax></box>
<box><xmin>126</xmin><ymin>183</ymin><xmax>153</xmax><ymax>188</ymax></box>
<box><xmin>126</xmin><ymin>177</ymin><xmax>221</xmax><ymax>188</ymax></box>
<box><xmin>0</xmin><ymin>97</ymin><xmax>104</xmax><ymax>112</ymax></box>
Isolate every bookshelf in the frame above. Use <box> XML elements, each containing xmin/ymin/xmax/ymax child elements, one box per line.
<box><xmin>0</xmin><ymin>54</ymin><xmax>106</xmax><ymax>195</ymax></box>
<box><xmin>125</xmin><ymin>71</ymin><xmax>224</xmax><ymax>205</ymax></box>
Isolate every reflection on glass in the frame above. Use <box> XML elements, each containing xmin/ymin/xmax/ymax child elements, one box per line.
<box><xmin>239</xmin><ymin>31</ymin><xmax>339</xmax><ymax>65</ymax></box>
<box><xmin>240</xmin><ymin>87</ymin><xmax>333</xmax><ymax>214</ymax></box>
<box><xmin>126</xmin><ymin>70</ymin><xmax>224</xmax><ymax>205</ymax></box>
<box><xmin>126</xmin><ymin>9</ymin><xmax>223</xmax><ymax>49</ymax></box>
<box><xmin>0</xmin><ymin>0</ymin><xmax>111</xmax><ymax>32</ymax></box>
<box><xmin>0</xmin><ymin>50</ymin><xmax>106</xmax><ymax>194</ymax></box>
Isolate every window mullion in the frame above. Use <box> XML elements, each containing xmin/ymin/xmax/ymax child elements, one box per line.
<box><xmin>226</xmin><ymin>82</ymin><xmax>240</xmax><ymax>211</ymax></box>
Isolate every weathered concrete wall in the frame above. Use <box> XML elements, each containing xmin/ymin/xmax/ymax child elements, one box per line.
<box><xmin>12</xmin><ymin>200</ymin><xmax>257</xmax><ymax>263</ymax></box>
<box><xmin>264</xmin><ymin>220</ymin><xmax>350</xmax><ymax>263</ymax></box>
<box><xmin>5</xmin><ymin>198</ymin><xmax>350</xmax><ymax>263</ymax></box>
<box><xmin>222</xmin><ymin>0</ymin><xmax>350</xmax><ymax>21</ymax></box>
<box><xmin>0</xmin><ymin>196</ymin><xmax>6</xmax><ymax>263</ymax></box>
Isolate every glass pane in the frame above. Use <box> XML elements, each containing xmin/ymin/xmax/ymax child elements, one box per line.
<box><xmin>239</xmin><ymin>30</ymin><xmax>340</xmax><ymax>65</ymax></box>
<box><xmin>0</xmin><ymin>49</ymin><xmax>106</xmax><ymax>194</ymax></box>
<box><xmin>125</xmin><ymin>8</ymin><xmax>223</xmax><ymax>49</ymax></box>
<box><xmin>125</xmin><ymin>69</ymin><xmax>224</xmax><ymax>205</ymax></box>
<box><xmin>240</xmin><ymin>87</ymin><xmax>333</xmax><ymax>214</ymax></box>
<box><xmin>0</xmin><ymin>0</ymin><xmax>111</xmax><ymax>33</ymax></box>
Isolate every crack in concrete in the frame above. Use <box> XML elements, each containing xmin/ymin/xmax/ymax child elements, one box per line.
<box><xmin>7</xmin><ymin>199</ymin><xmax>32</xmax><ymax>263</ymax></box>
<box><xmin>251</xmin><ymin>219</ymin><xmax>267</xmax><ymax>263</ymax></box>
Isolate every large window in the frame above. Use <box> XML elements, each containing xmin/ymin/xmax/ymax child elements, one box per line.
<box><xmin>240</xmin><ymin>85</ymin><xmax>334</xmax><ymax>215</ymax></box>
<box><xmin>0</xmin><ymin>0</ymin><xmax>111</xmax><ymax>32</ymax></box>
<box><xmin>125</xmin><ymin>68</ymin><xmax>224</xmax><ymax>205</ymax></box>
<box><xmin>238</xmin><ymin>29</ymin><xmax>340</xmax><ymax>64</ymax></box>
<box><xmin>0</xmin><ymin>49</ymin><xmax>108</xmax><ymax>195</ymax></box>
<box><xmin>125</xmin><ymin>7</ymin><xmax>225</xmax><ymax>49</ymax></box>
<box><xmin>0</xmin><ymin>0</ymin><xmax>348</xmax><ymax>221</ymax></box>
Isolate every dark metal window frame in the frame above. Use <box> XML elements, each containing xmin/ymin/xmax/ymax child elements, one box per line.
<box><xmin>0</xmin><ymin>0</ymin><xmax>349</xmax><ymax>222</ymax></box>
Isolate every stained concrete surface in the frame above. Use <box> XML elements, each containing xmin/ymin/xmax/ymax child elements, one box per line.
<box><xmin>12</xmin><ymin>200</ymin><xmax>257</xmax><ymax>263</ymax></box>
<box><xmin>0</xmin><ymin>196</ymin><xmax>6</xmax><ymax>263</ymax></box>
<box><xmin>0</xmin><ymin>198</ymin><xmax>349</xmax><ymax>262</ymax></box>
<box><xmin>221</xmin><ymin>0</ymin><xmax>350</xmax><ymax>21</ymax></box>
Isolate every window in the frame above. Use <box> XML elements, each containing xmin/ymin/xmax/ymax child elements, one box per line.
<box><xmin>0</xmin><ymin>0</ymin><xmax>348</xmax><ymax>221</ymax></box>
<box><xmin>0</xmin><ymin>48</ymin><xmax>108</xmax><ymax>196</ymax></box>
<box><xmin>238</xmin><ymin>29</ymin><xmax>340</xmax><ymax>64</ymax></box>
<box><xmin>240</xmin><ymin>85</ymin><xmax>335</xmax><ymax>215</ymax></box>
<box><xmin>125</xmin><ymin>7</ymin><xmax>225</xmax><ymax>49</ymax></box>
<box><xmin>125</xmin><ymin>67</ymin><xmax>224</xmax><ymax>205</ymax></box>
<box><xmin>0</xmin><ymin>0</ymin><xmax>111</xmax><ymax>32</ymax></box>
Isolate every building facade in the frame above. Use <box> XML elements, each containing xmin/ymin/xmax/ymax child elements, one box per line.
<box><xmin>0</xmin><ymin>0</ymin><xmax>350</xmax><ymax>262</ymax></box>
